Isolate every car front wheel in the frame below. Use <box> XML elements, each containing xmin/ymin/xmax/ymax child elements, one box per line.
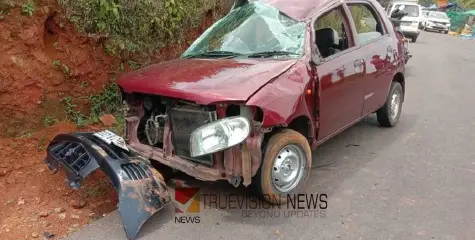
<box><xmin>377</xmin><ymin>81</ymin><xmax>403</xmax><ymax>127</ymax></box>
<box><xmin>251</xmin><ymin>129</ymin><xmax>312</xmax><ymax>205</ymax></box>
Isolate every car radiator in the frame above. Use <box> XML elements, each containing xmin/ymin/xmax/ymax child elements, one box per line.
<box><xmin>169</xmin><ymin>107</ymin><xmax>217</xmax><ymax>166</ymax></box>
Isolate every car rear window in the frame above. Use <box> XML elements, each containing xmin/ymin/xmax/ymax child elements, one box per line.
<box><xmin>429</xmin><ymin>11</ymin><xmax>449</xmax><ymax>19</ymax></box>
<box><xmin>394</xmin><ymin>4</ymin><xmax>420</xmax><ymax>17</ymax></box>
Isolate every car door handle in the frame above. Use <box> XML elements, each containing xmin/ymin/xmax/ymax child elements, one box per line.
<box><xmin>354</xmin><ymin>60</ymin><xmax>364</xmax><ymax>73</ymax></box>
<box><xmin>354</xmin><ymin>59</ymin><xmax>364</xmax><ymax>67</ymax></box>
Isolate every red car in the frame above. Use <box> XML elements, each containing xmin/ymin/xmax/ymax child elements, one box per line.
<box><xmin>45</xmin><ymin>0</ymin><xmax>406</xmax><ymax>239</ymax></box>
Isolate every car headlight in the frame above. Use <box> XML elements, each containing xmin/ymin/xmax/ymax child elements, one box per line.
<box><xmin>190</xmin><ymin>117</ymin><xmax>251</xmax><ymax>157</ymax></box>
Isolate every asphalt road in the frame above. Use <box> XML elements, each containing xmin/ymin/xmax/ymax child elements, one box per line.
<box><xmin>69</xmin><ymin>31</ymin><xmax>475</xmax><ymax>240</ymax></box>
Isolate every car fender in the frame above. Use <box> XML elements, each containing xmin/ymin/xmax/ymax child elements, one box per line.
<box><xmin>246</xmin><ymin>60</ymin><xmax>315</xmax><ymax>135</ymax></box>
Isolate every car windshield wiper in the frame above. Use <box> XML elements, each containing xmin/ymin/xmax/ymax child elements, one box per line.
<box><xmin>246</xmin><ymin>51</ymin><xmax>300</xmax><ymax>58</ymax></box>
<box><xmin>183</xmin><ymin>51</ymin><xmax>243</xmax><ymax>59</ymax></box>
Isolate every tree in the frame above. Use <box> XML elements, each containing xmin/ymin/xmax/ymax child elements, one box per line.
<box><xmin>419</xmin><ymin>0</ymin><xmax>436</xmax><ymax>7</ymax></box>
<box><xmin>460</xmin><ymin>0</ymin><xmax>475</xmax><ymax>9</ymax></box>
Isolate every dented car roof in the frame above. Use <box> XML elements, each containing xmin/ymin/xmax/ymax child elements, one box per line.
<box><xmin>254</xmin><ymin>0</ymin><xmax>336</xmax><ymax>20</ymax></box>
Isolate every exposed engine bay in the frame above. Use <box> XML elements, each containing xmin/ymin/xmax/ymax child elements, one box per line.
<box><xmin>122</xmin><ymin>92</ymin><xmax>265</xmax><ymax>186</ymax></box>
<box><xmin>137</xmin><ymin>95</ymin><xmax>218</xmax><ymax>166</ymax></box>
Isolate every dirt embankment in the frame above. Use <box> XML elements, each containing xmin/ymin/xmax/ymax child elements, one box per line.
<box><xmin>0</xmin><ymin>1</ymin><xmax>114</xmax><ymax>137</ymax></box>
<box><xmin>0</xmin><ymin>1</ymin><xmax>221</xmax><ymax>239</ymax></box>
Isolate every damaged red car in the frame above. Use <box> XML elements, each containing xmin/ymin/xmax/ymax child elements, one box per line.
<box><xmin>44</xmin><ymin>0</ymin><xmax>406</xmax><ymax>239</ymax></box>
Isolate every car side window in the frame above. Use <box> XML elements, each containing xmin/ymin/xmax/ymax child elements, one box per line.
<box><xmin>314</xmin><ymin>7</ymin><xmax>352</xmax><ymax>59</ymax></box>
<box><xmin>348</xmin><ymin>3</ymin><xmax>386</xmax><ymax>45</ymax></box>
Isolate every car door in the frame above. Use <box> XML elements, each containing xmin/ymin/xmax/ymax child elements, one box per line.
<box><xmin>312</xmin><ymin>5</ymin><xmax>366</xmax><ymax>141</ymax></box>
<box><xmin>346</xmin><ymin>0</ymin><xmax>396</xmax><ymax>116</ymax></box>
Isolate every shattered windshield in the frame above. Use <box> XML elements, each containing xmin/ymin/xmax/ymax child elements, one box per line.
<box><xmin>181</xmin><ymin>2</ymin><xmax>306</xmax><ymax>59</ymax></box>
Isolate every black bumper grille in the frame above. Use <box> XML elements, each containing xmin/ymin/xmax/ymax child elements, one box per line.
<box><xmin>51</xmin><ymin>142</ymin><xmax>91</xmax><ymax>172</ymax></box>
<box><xmin>169</xmin><ymin>107</ymin><xmax>217</xmax><ymax>166</ymax></box>
<box><xmin>122</xmin><ymin>163</ymin><xmax>149</xmax><ymax>180</ymax></box>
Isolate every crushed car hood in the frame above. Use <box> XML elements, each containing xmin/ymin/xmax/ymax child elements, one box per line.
<box><xmin>117</xmin><ymin>58</ymin><xmax>298</xmax><ymax>104</ymax></box>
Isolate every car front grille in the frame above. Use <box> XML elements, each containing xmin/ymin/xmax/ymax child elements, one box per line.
<box><xmin>169</xmin><ymin>107</ymin><xmax>217</xmax><ymax>166</ymax></box>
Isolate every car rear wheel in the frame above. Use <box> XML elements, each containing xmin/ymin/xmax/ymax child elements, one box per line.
<box><xmin>251</xmin><ymin>129</ymin><xmax>312</xmax><ymax>205</ymax></box>
<box><xmin>377</xmin><ymin>81</ymin><xmax>403</xmax><ymax>127</ymax></box>
<box><xmin>411</xmin><ymin>35</ymin><xmax>418</xmax><ymax>42</ymax></box>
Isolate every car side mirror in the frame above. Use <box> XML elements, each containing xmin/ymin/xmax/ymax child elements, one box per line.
<box><xmin>310</xmin><ymin>49</ymin><xmax>322</xmax><ymax>66</ymax></box>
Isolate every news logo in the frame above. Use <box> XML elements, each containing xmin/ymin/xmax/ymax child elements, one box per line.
<box><xmin>174</xmin><ymin>181</ymin><xmax>201</xmax><ymax>224</ymax></box>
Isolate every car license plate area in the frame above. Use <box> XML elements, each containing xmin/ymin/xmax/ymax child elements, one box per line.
<box><xmin>93</xmin><ymin>130</ymin><xmax>129</xmax><ymax>151</ymax></box>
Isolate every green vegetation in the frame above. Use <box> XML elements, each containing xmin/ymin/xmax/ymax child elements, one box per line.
<box><xmin>21</xmin><ymin>0</ymin><xmax>35</xmax><ymax>16</ymax></box>
<box><xmin>0</xmin><ymin>0</ymin><xmax>15</xmax><ymax>19</ymax></box>
<box><xmin>79</xmin><ymin>81</ymin><xmax>90</xmax><ymax>88</ymax></box>
<box><xmin>18</xmin><ymin>130</ymin><xmax>33</xmax><ymax>138</ymax></box>
<box><xmin>88</xmin><ymin>83</ymin><xmax>121</xmax><ymax>124</ymax></box>
<box><xmin>316</xmin><ymin>6</ymin><xmax>379</xmax><ymax>35</ymax></box>
<box><xmin>419</xmin><ymin>0</ymin><xmax>475</xmax><ymax>9</ymax></box>
<box><xmin>349</xmin><ymin>5</ymin><xmax>374</xmax><ymax>33</ymax></box>
<box><xmin>60</xmin><ymin>83</ymin><xmax>122</xmax><ymax>128</ymax></box>
<box><xmin>61</xmin><ymin>96</ymin><xmax>86</xmax><ymax>127</ymax></box>
<box><xmin>43</xmin><ymin>115</ymin><xmax>58</xmax><ymax>127</ymax></box>
<box><xmin>460</xmin><ymin>0</ymin><xmax>475</xmax><ymax>9</ymax></box>
<box><xmin>0</xmin><ymin>0</ymin><xmax>14</xmax><ymax>10</ymax></box>
<box><xmin>52</xmin><ymin>60</ymin><xmax>73</xmax><ymax>77</ymax></box>
<box><xmin>36</xmin><ymin>134</ymin><xmax>47</xmax><ymax>151</ymax></box>
<box><xmin>55</xmin><ymin>0</ymin><xmax>232</xmax><ymax>129</ymax></box>
<box><xmin>127</xmin><ymin>60</ymin><xmax>140</xmax><ymax>70</ymax></box>
<box><xmin>418</xmin><ymin>0</ymin><xmax>435</xmax><ymax>7</ymax></box>
<box><xmin>58</xmin><ymin>0</ymin><xmax>233</xmax><ymax>56</ymax></box>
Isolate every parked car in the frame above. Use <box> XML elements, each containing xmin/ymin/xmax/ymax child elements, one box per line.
<box><xmin>421</xmin><ymin>9</ymin><xmax>430</xmax><ymax>29</ymax></box>
<box><xmin>44</xmin><ymin>0</ymin><xmax>407</xmax><ymax>239</ymax></box>
<box><xmin>424</xmin><ymin>11</ymin><xmax>451</xmax><ymax>34</ymax></box>
<box><xmin>386</xmin><ymin>1</ymin><xmax>423</xmax><ymax>42</ymax></box>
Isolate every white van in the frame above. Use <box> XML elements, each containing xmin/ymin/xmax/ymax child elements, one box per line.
<box><xmin>386</xmin><ymin>1</ymin><xmax>423</xmax><ymax>42</ymax></box>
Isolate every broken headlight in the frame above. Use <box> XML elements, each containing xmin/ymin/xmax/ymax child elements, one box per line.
<box><xmin>189</xmin><ymin>117</ymin><xmax>251</xmax><ymax>157</ymax></box>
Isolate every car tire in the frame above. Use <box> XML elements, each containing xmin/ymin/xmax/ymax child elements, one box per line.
<box><xmin>377</xmin><ymin>81</ymin><xmax>403</xmax><ymax>127</ymax></box>
<box><xmin>411</xmin><ymin>36</ymin><xmax>417</xmax><ymax>42</ymax></box>
<box><xmin>444</xmin><ymin>30</ymin><xmax>448</xmax><ymax>34</ymax></box>
<box><xmin>251</xmin><ymin>129</ymin><xmax>312</xmax><ymax>205</ymax></box>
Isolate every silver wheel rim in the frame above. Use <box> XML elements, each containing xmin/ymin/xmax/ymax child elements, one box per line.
<box><xmin>390</xmin><ymin>91</ymin><xmax>400</xmax><ymax>120</ymax></box>
<box><xmin>271</xmin><ymin>144</ymin><xmax>306</xmax><ymax>193</ymax></box>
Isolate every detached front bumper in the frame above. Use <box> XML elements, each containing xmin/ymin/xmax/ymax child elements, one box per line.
<box><xmin>44</xmin><ymin>133</ymin><xmax>171</xmax><ymax>240</ymax></box>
